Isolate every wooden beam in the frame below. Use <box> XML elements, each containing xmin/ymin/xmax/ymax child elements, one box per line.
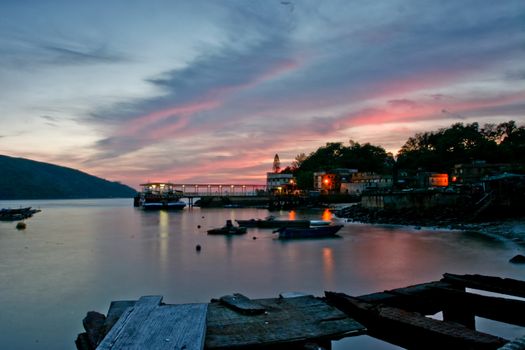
<box><xmin>443</xmin><ymin>273</ymin><xmax>525</xmax><ymax>298</ymax></box>
<box><xmin>326</xmin><ymin>292</ymin><xmax>508</xmax><ymax>350</ymax></box>
<box><xmin>429</xmin><ymin>286</ymin><xmax>525</xmax><ymax>327</ymax></box>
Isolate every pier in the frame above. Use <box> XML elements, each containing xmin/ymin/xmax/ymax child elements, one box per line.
<box><xmin>77</xmin><ymin>273</ymin><xmax>525</xmax><ymax>350</ymax></box>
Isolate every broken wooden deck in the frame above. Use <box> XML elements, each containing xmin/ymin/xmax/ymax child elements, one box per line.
<box><xmin>326</xmin><ymin>273</ymin><xmax>525</xmax><ymax>350</ymax></box>
<box><xmin>77</xmin><ymin>293</ymin><xmax>364</xmax><ymax>350</ymax></box>
<box><xmin>77</xmin><ymin>273</ymin><xmax>525</xmax><ymax>350</ymax></box>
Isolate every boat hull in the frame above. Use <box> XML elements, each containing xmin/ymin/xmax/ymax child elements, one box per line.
<box><xmin>141</xmin><ymin>201</ymin><xmax>186</xmax><ymax>210</ymax></box>
<box><xmin>236</xmin><ymin>219</ymin><xmax>310</xmax><ymax>228</ymax></box>
<box><xmin>277</xmin><ymin>225</ymin><xmax>343</xmax><ymax>239</ymax></box>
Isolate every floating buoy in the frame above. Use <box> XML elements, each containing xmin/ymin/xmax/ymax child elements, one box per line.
<box><xmin>253</xmin><ymin>236</ymin><xmax>257</xmax><ymax>240</ymax></box>
<box><xmin>195</xmin><ymin>244</ymin><xmax>201</xmax><ymax>252</ymax></box>
<box><xmin>16</xmin><ymin>222</ymin><xmax>26</xmax><ymax>230</ymax></box>
<box><xmin>197</xmin><ymin>225</ymin><xmax>201</xmax><ymax>229</ymax></box>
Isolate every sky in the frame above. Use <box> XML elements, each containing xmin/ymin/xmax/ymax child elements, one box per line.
<box><xmin>1</xmin><ymin>0</ymin><xmax>524</xmax><ymax>189</ymax></box>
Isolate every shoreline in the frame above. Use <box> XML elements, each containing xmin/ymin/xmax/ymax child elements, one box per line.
<box><xmin>334</xmin><ymin>204</ymin><xmax>525</xmax><ymax>246</ymax></box>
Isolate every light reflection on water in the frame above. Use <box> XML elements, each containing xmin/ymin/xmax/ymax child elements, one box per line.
<box><xmin>0</xmin><ymin>198</ymin><xmax>524</xmax><ymax>350</ymax></box>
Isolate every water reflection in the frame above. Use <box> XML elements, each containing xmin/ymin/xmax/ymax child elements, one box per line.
<box><xmin>158</xmin><ymin>211</ymin><xmax>169</xmax><ymax>270</ymax></box>
<box><xmin>322</xmin><ymin>247</ymin><xmax>334</xmax><ymax>287</ymax></box>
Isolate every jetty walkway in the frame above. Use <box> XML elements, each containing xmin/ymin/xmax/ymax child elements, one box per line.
<box><xmin>76</xmin><ymin>273</ymin><xmax>525</xmax><ymax>350</ymax></box>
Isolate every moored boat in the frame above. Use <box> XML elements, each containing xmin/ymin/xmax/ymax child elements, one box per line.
<box><xmin>236</xmin><ymin>216</ymin><xmax>310</xmax><ymax>228</ymax></box>
<box><xmin>137</xmin><ymin>182</ymin><xmax>186</xmax><ymax>210</ymax></box>
<box><xmin>275</xmin><ymin>224</ymin><xmax>343</xmax><ymax>239</ymax></box>
<box><xmin>0</xmin><ymin>207</ymin><xmax>41</xmax><ymax>221</ymax></box>
<box><xmin>207</xmin><ymin>220</ymin><xmax>247</xmax><ymax>235</ymax></box>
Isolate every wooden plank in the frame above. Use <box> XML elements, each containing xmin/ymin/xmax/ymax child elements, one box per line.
<box><xmin>205</xmin><ymin>295</ymin><xmax>365</xmax><ymax>349</ymax></box>
<box><xmin>428</xmin><ymin>285</ymin><xmax>525</xmax><ymax>327</ymax></box>
<box><xmin>443</xmin><ymin>273</ymin><xmax>525</xmax><ymax>298</ymax></box>
<box><xmin>96</xmin><ymin>296</ymin><xmax>207</xmax><ymax>350</ymax></box>
<box><xmin>326</xmin><ymin>292</ymin><xmax>508</xmax><ymax>350</ymax></box>
<box><xmin>357</xmin><ymin>281</ymin><xmax>452</xmax><ymax>315</ymax></box>
<box><xmin>219</xmin><ymin>293</ymin><xmax>266</xmax><ymax>315</ymax></box>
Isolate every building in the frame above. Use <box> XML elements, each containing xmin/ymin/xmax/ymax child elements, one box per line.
<box><xmin>344</xmin><ymin>172</ymin><xmax>393</xmax><ymax>194</ymax></box>
<box><xmin>266</xmin><ymin>172</ymin><xmax>295</xmax><ymax>194</ymax></box>
<box><xmin>314</xmin><ymin>169</ymin><xmax>359</xmax><ymax>194</ymax></box>
<box><xmin>451</xmin><ymin>161</ymin><xmax>510</xmax><ymax>185</ymax></box>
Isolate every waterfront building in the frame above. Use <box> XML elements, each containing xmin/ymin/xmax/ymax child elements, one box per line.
<box><xmin>266</xmin><ymin>172</ymin><xmax>296</xmax><ymax>194</ymax></box>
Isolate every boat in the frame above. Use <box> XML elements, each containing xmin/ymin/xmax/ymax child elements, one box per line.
<box><xmin>275</xmin><ymin>224</ymin><xmax>343</xmax><ymax>239</ymax></box>
<box><xmin>236</xmin><ymin>216</ymin><xmax>310</xmax><ymax>228</ymax></box>
<box><xmin>310</xmin><ymin>220</ymin><xmax>332</xmax><ymax>226</ymax></box>
<box><xmin>137</xmin><ymin>182</ymin><xmax>186</xmax><ymax>210</ymax></box>
<box><xmin>207</xmin><ymin>220</ymin><xmax>247</xmax><ymax>235</ymax></box>
<box><xmin>0</xmin><ymin>207</ymin><xmax>41</xmax><ymax>221</ymax></box>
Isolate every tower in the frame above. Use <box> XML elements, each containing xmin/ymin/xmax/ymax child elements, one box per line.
<box><xmin>272</xmin><ymin>154</ymin><xmax>281</xmax><ymax>173</ymax></box>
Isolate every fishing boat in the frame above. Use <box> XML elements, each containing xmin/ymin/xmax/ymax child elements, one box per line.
<box><xmin>137</xmin><ymin>182</ymin><xmax>186</xmax><ymax>210</ymax></box>
<box><xmin>275</xmin><ymin>224</ymin><xmax>343</xmax><ymax>239</ymax></box>
<box><xmin>236</xmin><ymin>216</ymin><xmax>310</xmax><ymax>228</ymax></box>
<box><xmin>207</xmin><ymin>220</ymin><xmax>247</xmax><ymax>235</ymax></box>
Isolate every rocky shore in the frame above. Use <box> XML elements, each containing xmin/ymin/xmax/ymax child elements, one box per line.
<box><xmin>334</xmin><ymin>204</ymin><xmax>525</xmax><ymax>245</ymax></box>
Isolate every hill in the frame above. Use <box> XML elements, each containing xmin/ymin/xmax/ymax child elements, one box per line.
<box><xmin>0</xmin><ymin>155</ymin><xmax>137</xmax><ymax>199</ymax></box>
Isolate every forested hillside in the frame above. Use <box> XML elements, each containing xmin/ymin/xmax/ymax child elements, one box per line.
<box><xmin>0</xmin><ymin>155</ymin><xmax>137</xmax><ymax>199</ymax></box>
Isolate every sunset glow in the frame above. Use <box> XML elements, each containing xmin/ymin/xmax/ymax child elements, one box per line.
<box><xmin>1</xmin><ymin>1</ymin><xmax>524</xmax><ymax>189</ymax></box>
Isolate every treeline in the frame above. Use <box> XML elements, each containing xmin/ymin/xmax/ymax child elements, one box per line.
<box><xmin>286</xmin><ymin>121</ymin><xmax>525</xmax><ymax>189</ymax></box>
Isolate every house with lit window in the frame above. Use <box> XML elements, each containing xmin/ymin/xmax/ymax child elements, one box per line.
<box><xmin>266</xmin><ymin>172</ymin><xmax>296</xmax><ymax>194</ymax></box>
<box><xmin>313</xmin><ymin>169</ymin><xmax>358</xmax><ymax>194</ymax></box>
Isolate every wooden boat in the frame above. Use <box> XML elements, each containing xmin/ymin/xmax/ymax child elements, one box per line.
<box><xmin>236</xmin><ymin>216</ymin><xmax>310</xmax><ymax>228</ymax></box>
<box><xmin>207</xmin><ymin>220</ymin><xmax>247</xmax><ymax>235</ymax></box>
<box><xmin>137</xmin><ymin>182</ymin><xmax>186</xmax><ymax>210</ymax></box>
<box><xmin>0</xmin><ymin>207</ymin><xmax>41</xmax><ymax>221</ymax></box>
<box><xmin>275</xmin><ymin>224</ymin><xmax>343</xmax><ymax>239</ymax></box>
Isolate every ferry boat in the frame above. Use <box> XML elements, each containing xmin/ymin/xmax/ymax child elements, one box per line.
<box><xmin>137</xmin><ymin>182</ymin><xmax>186</xmax><ymax>210</ymax></box>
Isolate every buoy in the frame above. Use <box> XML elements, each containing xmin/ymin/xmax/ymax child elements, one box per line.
<box><xmin>195</xmin><ymin>244</ymin><xmax>201</xmax><ymax>252</ymax></box>
<box><xmin>197</xmin><ymin>225</ymin><xmax>201</xmax><ymax>229</ymax></box>
<box><xmin>16</xmin><ymin>222</ymin><xmax>26</xmax><ymax>230</ymax></box>
<box><xmin>253</xmin><ymin>236</ymin><xmax>257</xmax><ymax>240</ymax></box>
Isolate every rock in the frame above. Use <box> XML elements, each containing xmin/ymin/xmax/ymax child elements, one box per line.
<box><xmin>82</xmin><ymin>311</ymin><xmax>106</xmax><ymax>347</ymax></box>
<box><xmin>509</xmin><ymin>254</ymin><xmax>525</xmax><ymax>264</ymax></box>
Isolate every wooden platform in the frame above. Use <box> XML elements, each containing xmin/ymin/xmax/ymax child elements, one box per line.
<box><xmin>77</xmin><ymin>273</ymin><xmax>525</xmax><ymax>350</ymax></box>
<box><xmin>77</xmin><ymin>293</ymin><xmax>364</xmax><ymax>350</ymax></box>
<box><xmin>206</xmin><ymin>294</ymin><xmax>364</xmax><ymax>349</ymax></box>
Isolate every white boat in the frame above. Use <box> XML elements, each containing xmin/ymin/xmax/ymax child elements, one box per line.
<box><xmin>138</xmin><ymin>182</ymin><xmax>186</xmax><ymax>210</ymax></box>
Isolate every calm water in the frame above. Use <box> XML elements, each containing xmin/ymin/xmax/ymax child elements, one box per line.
<box><xmin>0</xmin><ymin>198</ymin><xmax>524</xmax><ymax>349</ymax></box>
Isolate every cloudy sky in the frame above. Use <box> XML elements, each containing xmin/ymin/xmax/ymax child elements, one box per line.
<box><xmin>1</xmin><ymin>1</ymin><xmax>524</xmax><ymax>188</ymax></box>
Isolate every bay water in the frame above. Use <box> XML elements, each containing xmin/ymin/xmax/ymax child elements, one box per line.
<box><xmin>0</xmin><ymin>198</ymin><xmax>523</xmax><ymax>349</ymax></box>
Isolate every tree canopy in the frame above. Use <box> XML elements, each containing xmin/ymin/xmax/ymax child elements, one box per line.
<box><xmin>291</xmin><ymin>141</ymin><xmax>394</xmax><ymax>189</ymax></box>
<box><xmin>396</xmin><ymin>121</ymin><xmax>525</xmax><ymax>172</ymax></box>
<box><xmin>287</xmin><ymin>120</ymin><xmax>524</xmax><ymax>189</ymax></box>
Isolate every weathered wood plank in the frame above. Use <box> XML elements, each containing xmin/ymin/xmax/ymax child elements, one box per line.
<box><xmin>428</xmin><ymin>285</ymin><xmax>525</xmax><ymax>327</ymax></box>
<box><xmin>443</xmin><ymin>273</ymin><xmax>525</xmax><ymax>298</ymax></box>
<box><xmin>357</xmin><ymin>281</ymin><xmax>452</xmax><ymax>315</ymax></box>
<box><xmin>219</xmin><ymin>293</ymin><xmax>266</xmax><ymax>315</ymax></box>
<box><xmin>326</xmin><ymin>292</ymin><xmax>508</xmax><ymax>350</ymax></box>
<box><xmin>96</xmin><ymin>296</ymin><xmax>207</xmax><ymax>350</ymax></box>
<box><xmin>205</xmin><ymin>295</ymin><xmax>364</xmax><ymax>349</ymax></box>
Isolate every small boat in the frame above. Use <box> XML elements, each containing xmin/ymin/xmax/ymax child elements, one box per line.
<box><xmin>275</xmin><ymin>224</ymin><xmax>343</xmax><ymax>239</ymax></box>
<box><xmin>207</xmin><ymin>220</ymin><xmax>247</xmax><ymax>235</ymax></box>
<box><xmin>0</xmin><ymin>207</ymin><xmax>41</xmax><ymax>221</ymax></box>
<box><xmin>310</xmin><ymin>220</ymin><xmax>332</xmax><ymax>226</ymax></box>
<box><xmin>137</xmin><ymin>182</ymin><xmax>186</xmax><ymax>210</ymax></box>
<box><xmin>236</xmin><ymin>216</ymin><xmax>310</xmax><ymax>228</ymax></box>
